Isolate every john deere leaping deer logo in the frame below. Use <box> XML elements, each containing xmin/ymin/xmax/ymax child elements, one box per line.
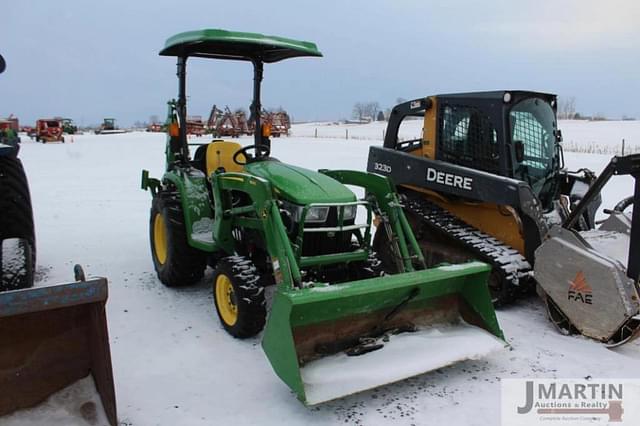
<box><xmin>568</xmin><ymin>271</ymin><xmax>593</xmax><ymax>304</ymax></box>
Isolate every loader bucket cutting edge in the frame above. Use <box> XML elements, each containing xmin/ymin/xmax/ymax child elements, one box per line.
<box><xmin>262</xmin><ymin>261</ymin><xmax>505</xmax><ymax>405</ymax></box>
<box><xmin>0</xmin><ymin>278</ymin><xmax>117</xmax><ymax>425</ymax></box>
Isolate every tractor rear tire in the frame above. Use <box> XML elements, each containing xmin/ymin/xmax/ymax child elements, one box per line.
<box><xmin>212</xmin><ymin>256</ymin><xmax>266</xmax><ymax>338</ymax></box>
<box><xmin>149</xmin><ymin>193</ymin><xmax>206</xmax><ymax>287</ymax></box>
<box><xmin>0</xmin><ymin>156</ymin><xmax>35</xmax><ymax>291</ymax></box>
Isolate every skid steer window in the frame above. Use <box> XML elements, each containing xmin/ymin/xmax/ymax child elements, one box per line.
<box><xmin>438</xmin><ymin>105</ymin><xmax>499</xmax><ymax>174</ymax></box>
<box><xmin>509</xmin><ymin>98</ymin><xmax>556</xmax><ymax>194</ymax></box>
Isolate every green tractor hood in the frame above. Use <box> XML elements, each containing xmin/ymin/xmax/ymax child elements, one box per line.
<box><xmin>245</xmin><ymin>161</ymin><xmax>355</xmax><ymax>205</ymax></box>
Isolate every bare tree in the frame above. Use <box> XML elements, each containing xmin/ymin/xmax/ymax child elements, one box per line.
<box><xmin>364</xmin><ymin>101</ymin><xmax>380</xmax><ymax>120</ymax></box>
<box><xmin>353</xmin><ymin>101</ymin><xmax>381</xmax><ymax>121</ymax></box>
<box><xmin>558</xmin><ymin>97</ymin><xmax>576</xmax><ymax>119</ymax></box>
<box><xmin>352</xmin><ymin>102</ymin><xmax>365</xmax><ymax>120</ymax></box>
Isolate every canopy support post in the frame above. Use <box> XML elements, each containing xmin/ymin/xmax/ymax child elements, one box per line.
<box><xmin>177</xmin><ymin>56</ymin><xmax>189</xmax><ymax>162</ymax></box>
<box><xmin>251</xmin><ymin>59</ymin><xmax>264</xmax><ymax>154</ymax></box>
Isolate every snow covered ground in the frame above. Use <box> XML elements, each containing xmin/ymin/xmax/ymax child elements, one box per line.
<box><xmin>4</xmin><ymin>120</ymin><xmax>639</xmax><ymax>426</ymax></box>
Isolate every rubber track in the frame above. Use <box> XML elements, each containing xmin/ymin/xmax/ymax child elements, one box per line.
<box><xmin>403</xmin><ymin>195</ymin><xmax>533</xmax><ymax>304</ymax></box>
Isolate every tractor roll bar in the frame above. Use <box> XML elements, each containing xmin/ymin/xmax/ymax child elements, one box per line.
<box><xmin>177</xmin><ymin>56</ymin><xmax>190</xmax><ymax>162</ymax></box>
<box><xmin>251</xmin><ymin>60</ymin><xmax>264</xmax><ymax>151</ymax></box>
<box><xmin>175</xmin><ymin>56</ymin><xmax>267</xmax><ymax>162</ymax></box>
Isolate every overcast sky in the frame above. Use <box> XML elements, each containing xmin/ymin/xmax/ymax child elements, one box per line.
<box><xmin>2</xmin><ymin>0</ymin><xmax>639</xmax><ymax>126</ymax></box>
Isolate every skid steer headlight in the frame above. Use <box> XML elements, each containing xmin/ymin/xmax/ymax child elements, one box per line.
<box><xmin>342</xmin><ymin>205</ymin><xmax>357</xmax><ymax>221</ymax></box>
<box><xmin>305</xmin><ymin>206</ymin><xmax>330</xmax><ymax>223</ymax></box>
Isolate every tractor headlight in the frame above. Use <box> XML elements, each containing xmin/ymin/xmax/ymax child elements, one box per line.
<box><xmin>342</xmin><ymin>205</ymin><xmax>357</xmax><ymax>221</ymax></box>
<box><xmin>279</xmin><ymin>201</ymin><xmax>330</xmax><ymax>224</ymax></box>
<box><xmin>305</xmin><ymin>206</ymin><xmax>330</xmax><ymax>223</ymax></box>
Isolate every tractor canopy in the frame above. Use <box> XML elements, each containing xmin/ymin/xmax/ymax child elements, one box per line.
<box><xmin>159</xmin><ymin>29</ymin><xmax>323</xmax><ymax>62</ymax></box>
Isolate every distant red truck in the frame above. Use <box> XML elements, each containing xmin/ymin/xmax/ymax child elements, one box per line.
<box><xmin>35</xmin><ymin>118</ymin><xmax>65</xmax><ymax>143</ymax></box>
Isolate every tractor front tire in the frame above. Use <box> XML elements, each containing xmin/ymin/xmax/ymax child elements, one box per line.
<box><xmin>149</xmin><ymin>193</ymin><xmax>206</xmax><ymax>287</ymax></box>
<box><xmin>212</xmin><ymin>256</ymin><xmax>266</xmax><ymax>338</ymax></box>
<box><xmin>0</xmin><ymin>156</ymin><xmax>35</xmax><ymax>291</ymax></box>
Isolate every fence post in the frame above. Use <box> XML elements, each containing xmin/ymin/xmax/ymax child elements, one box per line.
<box><xmin>622</xmin><ymin>138</ymin><xmax>625</xmax><ymax>156</ymax></box>
<box><xmin>346</xmin><ymin>129</ymin><xmax>349</xmax><ymax>140</ymax></box>
<box><xmin>315</xmin><ymin>128</ymin><xmax>317</xmax><ymax>138</ymax></box>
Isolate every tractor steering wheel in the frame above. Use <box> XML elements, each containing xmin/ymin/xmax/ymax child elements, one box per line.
<box><xmin>233</xmin><ymin>145</ymin><xmax>270</xmax><ymax>165</ymax></box>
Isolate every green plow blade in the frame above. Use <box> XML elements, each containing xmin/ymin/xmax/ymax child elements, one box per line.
<box><xmin>262</xmin><ymin>261</ymin><xmax>506</xmax><ymax>405</ymax></box>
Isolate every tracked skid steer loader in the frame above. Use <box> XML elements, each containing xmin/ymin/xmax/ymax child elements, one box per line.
<box><xmin>141</xmin><ymin>29</ymin><xmax>506</xmax><ymax>404</ymax></box>
<box><xmin>367</xmin><ymin>92</ymin><xmax>639</xmax><ymax>345</ymax></box>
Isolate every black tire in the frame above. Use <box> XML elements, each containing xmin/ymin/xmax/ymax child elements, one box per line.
<box><xmin>212</xmin><ymin>256</ymin><xmax>266</xmax><ymax>338</ymax></box>
<box><xmin>372</xmin><ymin>226</ymin><xmax>400</xmax><ymax>274</ymax></box>
<box><xmin>149</xmin><ymin>192</ymin><xmax>206</xmax><ymax>287</ymax></box>
<box><xmin>0</xmin><ymin>156</ymin><xmax>35</xmax><ymax>291</ymax></box>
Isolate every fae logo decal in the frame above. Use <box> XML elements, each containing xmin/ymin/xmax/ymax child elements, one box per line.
<box><xmin>568</xmin><ymin>271</ymin><xmax>593</xmax><ymax>304</ymax></box>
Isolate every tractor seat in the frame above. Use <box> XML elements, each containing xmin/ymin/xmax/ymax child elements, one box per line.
<box><xmin>193</xmin><ymin>140</ymin><xmax>245</xmax><ymax>176</ymax></box>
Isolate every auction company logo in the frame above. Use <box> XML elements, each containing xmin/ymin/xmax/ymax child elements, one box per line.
<box><xmin>501</xmin><ymin>379</ymin><xmax>640</xmax><ymax>425</ymax></box>
<box><xmin>567</xmin><ymin>271</ymin><xmax>593</xmax><ymax>304</ymax></box>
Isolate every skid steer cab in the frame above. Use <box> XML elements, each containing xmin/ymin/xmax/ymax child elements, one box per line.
<box><xmin>141</xmin><ymin>29</ymin><xmax>506</xmax><ymax>405</ymax></box>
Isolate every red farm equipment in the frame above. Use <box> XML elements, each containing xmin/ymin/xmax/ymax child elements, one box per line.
<box><xmin>35</xmin><ymin>118</ymin><xmax>65</xmax><ymax>143</ymax></box>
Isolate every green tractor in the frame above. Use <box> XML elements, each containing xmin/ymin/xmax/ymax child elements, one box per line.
<box><xmin>141</xmin><ymin>29</ymin><xmax>506</xmax><ymax>405</ymax></box>
<box><xmin>61</xmin><ymin>118</ymin><xmax>78</xmax><ymax>135</ymax></box>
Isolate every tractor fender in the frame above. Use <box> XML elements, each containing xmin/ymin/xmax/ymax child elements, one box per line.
<box><xmin>161</xmin><ymin>169</ymin><xmax>216</xmax><ymax>252</ymax></box>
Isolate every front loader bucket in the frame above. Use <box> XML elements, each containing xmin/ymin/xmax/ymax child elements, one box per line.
<box><xmin>262</xmin><ymin>261</ymin><xmax>505</xmax><ymax>405</ymax></box>
<box><xmin>0</xmin><ymin>278</ymin><xmax>117</xmax><ymax>425</ymax></box>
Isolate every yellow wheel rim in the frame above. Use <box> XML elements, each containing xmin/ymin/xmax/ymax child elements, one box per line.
<box><xmin>153</xmin><ymin>213</ymin><xmax>168</xmax><ymax>265</ymax></box>
<box><xmin>215</xmin><ymin>274</ymin><xmax>238</xmax><ymax>326</ymax></box>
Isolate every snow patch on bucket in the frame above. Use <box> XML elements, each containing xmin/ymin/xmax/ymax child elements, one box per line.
<box><xmin>300</xmin><ymin>322</ymin><xmax>505</xmax><ymax>405</ymax></box>
<box><xmin>0</xmin><ymin>375</ymin><xmax>109</xmax><ymax>426</ymax></box>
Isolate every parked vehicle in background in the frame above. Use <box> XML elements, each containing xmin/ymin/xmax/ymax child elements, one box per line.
<box><xmin>35</xmin><ymin>118</ymin><xmax>65</xmax><ymax>143</ymax></box>
<box><xmin>96</xmin><ymin>118</ymin><xmax>127</xmax><ymax>135</ymax></box>
<box><xmin>61</xmin><ymin>118</ymin><xmax>78</xmax><ymax>134</ymax></box>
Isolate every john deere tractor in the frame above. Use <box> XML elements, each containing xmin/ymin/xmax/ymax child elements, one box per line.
<box><xmin>141</xmin><ymin>29</ymin><xmax>506</xmax><ymax>404</ymax></box>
